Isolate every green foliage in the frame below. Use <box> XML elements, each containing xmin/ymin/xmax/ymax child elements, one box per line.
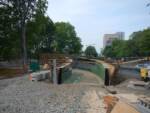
<box><xmin>102</xmin><ymin>46</ymin><xmax>114</xmax><ymax>58</ymax></box>
<box><xmin>85</xmin><ymin>46</ymin><xmax>98</xmax><ymax>58</ymax></box>
<box><xmin>131</xmin><ymin>29</ymin><xmax>150</xmax><ymax>56</ymax></box>
<box><xmin>0</xmin><ymin>0</ymin><xmax>82</xmax><ymax>60</ymax></box>
<box><xmin>102</xmin><ymin>28</ymin><xmax>150</xmax><ymax>58</ymax></box>
<box><xmin>54</xmin><ymin>22</ymin><xmax>82</xmax><ymax>54</ymax></box>
<box><xmin>0</xmin><ymin>0</ymin><xmax>22</xmax><ymax>60</ymax></box>
<box><xmin>26</xmin><ymin>15</ymin><xmax>55</xmax><ymax>57</ymax></box>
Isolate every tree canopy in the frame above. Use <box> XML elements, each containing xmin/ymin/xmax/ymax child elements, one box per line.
<box><xmin>0</xmin><ymin>0</ymin><xmax>82</xmax><ymax>61</ymax></box>
<box><xmin>102</xmin><ymin>28</ymin><xmax>150</xmax><ymax>58</ymax></box>
<box><xmin>54</xmin><ymin>22</ymin><xmax>82</xmax><ymax>54</ymax></box>
<box><xmin>85</xmin><ymin>46</ymin><xmax>98</xmax><ymax>58</ymax></box>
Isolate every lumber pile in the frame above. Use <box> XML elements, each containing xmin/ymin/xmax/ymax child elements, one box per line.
<box><xmin>39</xmin><ymin>53</ymin><xmax>70</xmax><ymax>66</ymax></box>
<box><xmin>103</xmin><ymin>96</ymin><xmax>119</xmax><ymax>113</ymax></box>
<box><xmin>111</xmin><ymin>101</ymin><xmax>140</xmax><ymax>113</ymax></box>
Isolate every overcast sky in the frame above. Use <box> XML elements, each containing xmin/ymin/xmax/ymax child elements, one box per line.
<box><xmin>47</xmin><ymin>0</ymin><xmax>150</xmax><ymax>53</ymax></box>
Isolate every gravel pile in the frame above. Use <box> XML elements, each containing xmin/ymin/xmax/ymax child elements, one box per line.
<box><xmin>0</xmin><ymin>70</ymin><xmax>106</xmax><ymax>113</ymax></box>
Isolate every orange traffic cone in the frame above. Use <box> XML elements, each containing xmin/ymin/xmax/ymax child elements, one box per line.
<box><xmin>29</xmin><ymin>74</ymin><xmax>32</xmax><ymax>81</ymax></box>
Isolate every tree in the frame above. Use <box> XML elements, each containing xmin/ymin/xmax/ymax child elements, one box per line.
<box><xmin>27</xmin><ymin>17</ymin><xmax>55</xmax><ymax>57</ymax></box>
<box><xmin>0</xmin><ymin>0</ymin><xmax>37</xmax><ymax>67</ymax></box>
<box><xmin>102</xmin><ymin>28</ymin><xmax>150</xmax><ymax>58</ymax></box>
<box><xmin>15</xmin><ymin>0</ymin><xmax>36</xmax><ymax>67</ymax></box>
<box><xmin>85</xmin><ymin>46</ymin><xmax>98</xmax><ymax>58</ymax></box>
<box><xmin>102</xmin><ymin>39</ymin><xmax>125</xmax><ymax>58</ymax></box>
<box><xmin>26</xmin><ymin>0</ymin><xmax>55</xmax><ymax>57</ymax></box>
<box><xmin>131</xmin><ymin>28</ymin><xmax>150</xmax><ymax>56</ymax></box>
<box><xmin>0</xmin><ymin>0</ymin><xmax>50</xmax><ymax>60</ymax></box>
<box><xmin>0</xmin><ymin>0</ymin><xmax>83</xmax><ymax>62</ymax></box>
<box><xmin>123</xmin><ymin>40</ymin><xmax>139</xmax><ymax>57</ymax></box>
<box><xmin>54</xmin><ymin>22</ymin><xmax>82</xmax><ymax>54</ymax></box>
<box><xmin>102</xmin><ymin>46</ymin><xmax>114</xmax><ymax>58</ymax></box>
<box><xmin>0</xmin><ymin>0</ymin><xmax>21</xmax><ymax>60</ymax></box>
<box><xmin>111</xmin><ymin>39</ymin><xmax>125</xmax><ymax>58</ymax></box>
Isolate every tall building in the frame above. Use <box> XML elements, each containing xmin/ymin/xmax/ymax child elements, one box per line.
<box><xmin>103</xmin><ymin>32</ymin><xmax>125</xmax><ymax>48</ymax></box>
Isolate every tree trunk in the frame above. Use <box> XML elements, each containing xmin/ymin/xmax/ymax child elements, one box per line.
<box><xmin>21</xmin><ymin>22</ymin><xmax>28</xmax><ymax>72</ymax></box>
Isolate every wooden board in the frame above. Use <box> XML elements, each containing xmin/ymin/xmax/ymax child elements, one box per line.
<box><xmin>111</xmin><ymin>101</ymin><xmax>140</xmax><ymax>113</ymax></box>
<box><xmin>39</xmin><ymin>53</ymin><xmax>68</xmax><ymax>65</ymax></box>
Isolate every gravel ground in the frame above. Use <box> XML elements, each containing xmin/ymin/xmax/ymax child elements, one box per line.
<box><xmin>118</xmin><ymin>68</ymin><xmax>141</xmax><ymax>79</ymax></box>
<box><xmin>115</xmin><ymin>79</ymin><xmax>150</xmax><ymax>97</ymax></box>
<box><xmin>0</xmin><ymin>69</ymin><xmax>107</xmax><ymax>113</ymax></box>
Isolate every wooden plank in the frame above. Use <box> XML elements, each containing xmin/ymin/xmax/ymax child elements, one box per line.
<box><xmin>111</xmin><ymin>101</ymin><xmax>140</xmax><ymax>113</ymax></box>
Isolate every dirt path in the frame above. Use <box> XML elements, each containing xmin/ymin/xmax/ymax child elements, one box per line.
<box><xmin>71</xmin><ymin>69</ymin><xmax>106</xmax><ymax>113</ymax></box>
<box><xmin>80</xmin><ymin>90</ymin><xmax>106</xmax><ymax>113</ymax></box>
<box><xmin>0</xmin><ymin>69</ymin><xmax>107</xmax><ymax>113</ymax></box>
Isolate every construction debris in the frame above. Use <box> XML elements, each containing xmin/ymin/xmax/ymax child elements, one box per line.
<box><xmin>105</xmin><ymin>86</ymin><xmax>117</xmax><ymax>94</ymax></box>
<box><xmin>29</xmin><ymin>70</ymin><xmax>51</xmax><ymax>81</ymax></box>
<box><xmin>111</xmin><ymin>100</ymin><xmax>140</xmax><ymax>113</ymax></box>
<box><xmin>137</xmin><ymin>96</ymin><xmax>150</xmax><ymax>112</ymax></box>
<box><xmin>127</xmin><ymin>80</ymin><xmax>150</xmax><ymax>90</ymax></box>
<box><xmin>130</xmin><ymin>81</ymin><xmax>149</xmax><ymax>87</ymax></box>
<box><xmin>103</xmin><ymin>95</ymin><xmax>119</xmax><ymax>113</ymax></box>
<box><xmin>103</xmin><ymin>93</ymin><xmax>150</xmax><ymax>113</ymax></box>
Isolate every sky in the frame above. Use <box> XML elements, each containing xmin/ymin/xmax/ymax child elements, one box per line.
<box><xmin>47</xmin><ymin>0</ymin><xmax>150</xmax><ymax>53</ymax></box>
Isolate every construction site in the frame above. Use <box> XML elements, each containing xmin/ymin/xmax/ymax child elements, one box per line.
<box><xmin>0</xmin><ymin>54</ymin><xmax>150</xmax><ymax>113</ymax></box>
<box><xmin>1</xmin><ymin>0</ymin><xmax>150</xmax><ymax>113</ymax></box>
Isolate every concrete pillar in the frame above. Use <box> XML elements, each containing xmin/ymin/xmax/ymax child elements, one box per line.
<box><xmin>52</xmin><ymin>59</ymin><xmax>58</xmax><ymax>84</ymax></box>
